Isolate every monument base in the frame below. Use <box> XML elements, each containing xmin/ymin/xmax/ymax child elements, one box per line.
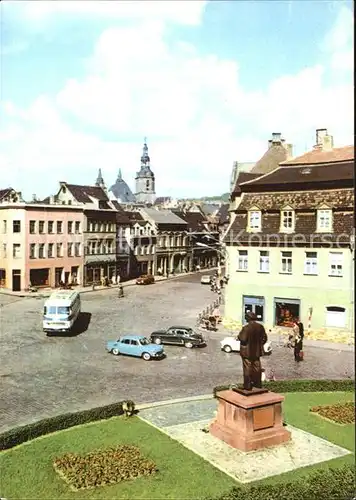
<box><xmin>210</xmin><ymin>389</ymin><xmax>291</xmax><ymax>452</ymax></box>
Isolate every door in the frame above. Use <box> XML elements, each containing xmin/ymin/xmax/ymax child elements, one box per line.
<box><xmin>119</xmin><ymin>339</ymin><xmax>132</xmax><ymax>355</ymax></box>
<box><xmin>326</xmin><ymin>306</ymin><xmax>346</xmax><ymax>328</ymax></box>
<box><xmin>65</xmin><ymin>272</ymin><xmax>70</xmax><ymax>284</ymax></box>
<box><xmin>12</xmin><ymin>269</ymin><xmax>21</xmax><ymax>292</ymax></box>
<box><xmin>55</xmin><ymin>267</ymin><xmax>63</xmax><ymax>287</ymax></box>
<box><xmin>243</xmin><ymin>296</ymin><xmax>265</xmax><ymax>322</ymax></box>
<box><xmin>164</xmin><ymin>328</ymin><xmax>179</xmax><ymax>344</ymax></box>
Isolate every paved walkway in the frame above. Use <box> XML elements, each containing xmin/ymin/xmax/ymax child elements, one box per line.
<box><xmin>0</xmin><ymin>268</ymin><xmax>218</xmax><ymax>298</ymax></box>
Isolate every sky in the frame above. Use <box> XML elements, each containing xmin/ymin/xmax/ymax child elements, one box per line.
<box><xmin>0</xmin><ymin>0</ymin><xmax>354</xmax><ymax>200</ymax></box>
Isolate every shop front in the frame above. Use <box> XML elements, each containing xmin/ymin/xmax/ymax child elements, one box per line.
<box><xmin>274</xmin><ymin>298</ymin><xmax>301</xmax><ymax>327</ymax></box>
<box><xmin>30</xmin><ymin>268</ymin><xmax>50</xmax><ymax>288</ymax></box>
<box><xmin>243</xmin><ymin>295</ymin><xmax>265</xmax><ymax>322</ymax></box>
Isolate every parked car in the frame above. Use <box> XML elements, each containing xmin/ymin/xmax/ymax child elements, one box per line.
<box><xmin>201</xmin><ymin>275</ymin><xmax>213</xmax><ymax>285</ymax></box>
<box><xmin>220</xmin><ymin>336</ymin><xmax>272</xmax><ymax>355</ymax></box>
<box><xmin>106</xmin><ymin>335</ymin><xmax>164</xmax><ymax>360</ymax></box>
<box><xmin>136</xmin><ymin>274</ymin><xmax>155</xmax><ymax>285</ymax></box>
<box><xmin>150</xmin><ymin>326</ymin><xmax>205</xmax><ymax>348</ymax></box>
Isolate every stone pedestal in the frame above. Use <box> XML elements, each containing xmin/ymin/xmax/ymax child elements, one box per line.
<box><xmin>210</xmin><ymin>389</ymin><xmax>291</xmax><ymax>452</ymax></box>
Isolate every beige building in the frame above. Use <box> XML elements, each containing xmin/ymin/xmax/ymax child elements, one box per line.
<box><xmin>224</xmin><ymin>129</ymin><xmax>354</xmax><ymax>336</ymax></box>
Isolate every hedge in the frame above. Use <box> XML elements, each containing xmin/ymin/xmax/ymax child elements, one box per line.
<box><xmin>0</xmin><ymin>401</ymin><xmax>126</xmax><ymax>451</ymax></box>
<box><xmin>209</xmin><ymin>464</ymin><xmax>355</xmax><ymax>500</ymax></box>
<box><xmin>213</xmin><ymin>379</ymin><xmax>355</xmax><ymax>397</ymax></box>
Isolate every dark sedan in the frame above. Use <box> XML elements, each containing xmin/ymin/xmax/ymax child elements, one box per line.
<box><xmin>150</xmin><ymin>326</ymin><xmax>206</xmax><ymax>348</ymax></box>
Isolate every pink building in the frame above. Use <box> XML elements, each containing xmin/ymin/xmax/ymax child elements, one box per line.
<box><xmin>0</xmin><ymin>203</ymin><xmax>84</xmax><ymax>292</ymax></box>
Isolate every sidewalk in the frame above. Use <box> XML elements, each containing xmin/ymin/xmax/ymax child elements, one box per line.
<box><xmin>0</xmin><ymin>267</ymin><xmax>219</xmax><ymax>299</ymax></box>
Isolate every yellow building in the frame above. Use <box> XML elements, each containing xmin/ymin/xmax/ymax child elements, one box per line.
<box><xmin>224</xmin><ymin>129</ymin><xmax>354</xmax><ymax>338</ymax></box>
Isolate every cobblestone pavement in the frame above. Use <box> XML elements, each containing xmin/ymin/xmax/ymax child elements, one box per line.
<box><xmin>0</xmin><ymin>273</ymin><xmax>354</xmax><ymax>433</ymax></box>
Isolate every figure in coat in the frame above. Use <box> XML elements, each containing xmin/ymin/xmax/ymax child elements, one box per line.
<box><xmin>238</xmin><ymin>311</ymin><xmax>268</xmax><ymax>390</ymax></box>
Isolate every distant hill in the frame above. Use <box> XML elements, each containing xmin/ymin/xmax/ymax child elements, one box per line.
<box><xmin>181</xmin><ymin>193</ymin><xmax>230</xmax><ymax>203</ymax></box>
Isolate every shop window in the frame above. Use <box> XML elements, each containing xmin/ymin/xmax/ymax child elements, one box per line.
<box><xmin>275</xmin><ymin>299</ymin><xmax>300</xmax><ymax>327</ymax></box>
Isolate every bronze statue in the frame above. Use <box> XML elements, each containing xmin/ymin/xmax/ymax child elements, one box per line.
<box><xmin>237</xmin><ymin>311</ymin><xmax>268</xmax><ymax>391</ymax></box>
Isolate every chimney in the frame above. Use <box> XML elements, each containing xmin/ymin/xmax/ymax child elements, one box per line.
<box><xmin>314</xmin><ymin>128</ymin><xmax>334</xmax><ymax>151</ymax></box>
<box><xmin>268</xmin><ymin>132</ymin><xmax>284</xmax><ymax>148</ymax></box>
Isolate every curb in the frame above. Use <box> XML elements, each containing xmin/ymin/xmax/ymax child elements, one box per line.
<box><xmin>136</xmin><ymin>393</ymin><xmax>214</xmax><ymax>411</ymax></box>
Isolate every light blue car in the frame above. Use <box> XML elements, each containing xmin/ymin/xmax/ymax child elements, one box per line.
<box><xmin>106</xmin><ymin>335</ymin><xmax>165</xmax><ymax>361</ymax></box>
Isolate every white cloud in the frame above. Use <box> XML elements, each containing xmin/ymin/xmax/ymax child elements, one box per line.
<box><xmin>0</xmin><ymin>4</ymin><xmax>354</xmax><ymax>199</ymax></box>
<box><xmin>7</xmin><ymin>0</ymin><xmax>206</xmax><ymax>27</ymax></box>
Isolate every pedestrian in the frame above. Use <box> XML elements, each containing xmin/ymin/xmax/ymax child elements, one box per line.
<box><xmin>292</xmin><ymin>318</ymin><xmax>304</xmax><ymax>361</ymax></box>
<box><xmin>118</xmin><ymin>284</ymin><xmax>124</xmax><ymax>298</ymax></box>
<box><xmin>238</xmin><ymin>311</ymin><xmax>268</xmax><ymax>390</ymax></box>
<box><xmin>219</xmin><ymin>278</ymin><xmax>224</xmax><ymax>289</ymax></box>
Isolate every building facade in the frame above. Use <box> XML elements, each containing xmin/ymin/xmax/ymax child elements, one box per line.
<box><xmin>0</xmin><ymin>203</ymin><xmax>84</xmax><ymax>291</ymax></box>
<box><xmin>224</xmin><ymin>129</ymin><xmax>354</xmax><ymax>335</ymax></box>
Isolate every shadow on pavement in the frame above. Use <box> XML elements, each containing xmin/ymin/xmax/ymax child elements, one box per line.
<box><xmin>46</xmin><ymin>312</ymin><xmax>92</xmax><ymax>337</ymax></box>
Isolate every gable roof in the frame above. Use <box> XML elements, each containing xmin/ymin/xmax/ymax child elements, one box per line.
<box><xmin>142</xmin><ymin>208</ymin><xmax>187</xmax><ymax>225</ymax></box>
<box><xmin>281</xmin><ymin>145</ymin><xmax>354</xmax><ymax>166</ymax></box>
<box><xmin>0</xmin><ymin>188</ymin><xmax>12</xmax><ymax>201</ymax></box>
<box><xmin>250</xmin><ymin>143</ymin><xmax>289</xmax><ymax>174</ymax></box>
<box><xmin>64</xmin><ymin>183</ymin><xmax>109</xmax><ymax>203</ymax></box>
<box><xmin>239</xmin><ymin>161</ymin><xmax>354</xmax><ymax>191</ymax></box>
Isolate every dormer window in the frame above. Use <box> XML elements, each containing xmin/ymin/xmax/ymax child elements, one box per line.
<box><xmin>248</xmin><ymin>210</ymin><xmax>261</xmax><ymax>231</ymax></box>
<box><xmin>280</xmin><ymin>208</ymin><xmax>295</xmax><ymax>232</ymax></box>
<box><xmin>317</xmin><ymin>209</ymin><xmax>332</xmax><ymax>232</ymax></box>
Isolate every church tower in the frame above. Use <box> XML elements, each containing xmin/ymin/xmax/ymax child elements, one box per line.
<box><xmin>134</xmin><ymin>138</ymin><xmax>156</xmax><ymax>204</ymax></box>
<box><xmin>95</xmin><ymin>168</ymin><xmax>107</xmax><ymax>192</ymax></box>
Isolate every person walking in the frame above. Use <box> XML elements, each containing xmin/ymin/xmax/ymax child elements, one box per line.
<box><xmin>292</xmin><ymin>318</ymin><xmax>304</xmax><ymax>361</ymax></box>
<box><xmin>238</xmin><ymin>311</ymin><xmax>268</xmax><ymax>390</ymax></box>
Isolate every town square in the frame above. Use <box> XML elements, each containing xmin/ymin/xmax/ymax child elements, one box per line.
<box><xmin>0</xmin><ymin>1</ymin><xmax>354</xmax><ymax>499</ymax></box>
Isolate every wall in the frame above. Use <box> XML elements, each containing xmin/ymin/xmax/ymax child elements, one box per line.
<box><xmin>224</xmin><ymin>245</ymin><xmax>353</xmax><ymax>332</ymax></box>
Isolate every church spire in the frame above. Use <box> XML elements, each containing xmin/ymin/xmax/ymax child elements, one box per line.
<box><xmin>141</xmin><ymin>137</ymin><xmax>150</xmax><ymax>166</ymax></box>
<box><xmin>117</xmin><ymin>168</ymin><xmax>122</xmax><ymax>181</ymax></box>
<box><xmin>95</xmin><ymin>168</ymin><xmax>105</xmax><ymax>188</ymax></box>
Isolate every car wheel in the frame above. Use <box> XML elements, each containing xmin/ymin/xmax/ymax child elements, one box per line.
<box><xmin>184</xmin><ymin>342</ymin><xmax>193</xmax><ymax>348</ymax></box>
<box><xmin>112</xmin><ymin>348</ymin><xmax>120</xmax><ymax>356</ymax></box>
<box><xmin>142</xmin><ymin>352</ymin><xmax>151</xmax><ymax>361</ymax></box>
<box><xmin>223</xmin><ymin>345</ymin><xmax>232</xmax><ymax>353</ymax></box>
<box><xmin>154</xmin><ymin>337</ymin><xmax>162</xmax><ymax>345</ymax></box>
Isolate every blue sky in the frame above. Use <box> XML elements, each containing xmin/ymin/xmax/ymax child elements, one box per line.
<box><xmin>0</xmin><ymin>0</ymin><xmax>353</xmax><ymax>199</ymax></box>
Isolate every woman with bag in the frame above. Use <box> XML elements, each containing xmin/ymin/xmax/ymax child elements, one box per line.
<box><xmin>292</xmin><ymin>318</ymin><xmax>304</xmax><ymax>361</ymax></box>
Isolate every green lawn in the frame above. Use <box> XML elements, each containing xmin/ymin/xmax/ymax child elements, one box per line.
<box><xmin>0</xmin><ymin>415</ymin><xmax>236</xmax><ymax>500</ymax></box>
<box><xmin>0</xmin><ymin>392</ymin><xmax>354</xmax><ymax>499</ymax></box>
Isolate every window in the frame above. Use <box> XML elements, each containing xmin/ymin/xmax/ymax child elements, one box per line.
<box><xmin>259</xmin><ymin>251</ymin><xmax>269</xmax><ymax>272</ymax></box>
<box><xmin>74</xmin><ymin>243</ymin><xmax>81</xmax><ymax>257</ymax></box>
<box><xmin>280</xmin><ymin>251</ymin><xmax>292</xmax><ymax>274</ymax></box>
<box><xmin>30</xmin><ymin>244</ymin><xmax>36</xmax><ymax>259</ymax></box>
<box><xmin>48</xmin><ymin>243</ymin><xmax>54</xmax><ymax>258</ymax></box>
<box><xmin>329</xmin><ymin>252</ymin><xmax>343</xmax><ymax>276</ymax></box>
<box><xmin>2</xmin><ymin>243</ymin><xmax>7</xmax><ymax>257</ymax></box>
<box><xmin>317</xmin><ymin>209</ymin><xmax>332</xmax><ymax>231</ymax></box>
<box><xmin>13</xmin><ymin>244</ymin><xmax>21</xmax><ymax>258</ymax></box>
<box><xmin>304</xmin><ymin>251</ymin><xmax>318</xmax><ymax>275</ymax></box>
<box><xmin>248</xmin><ymin>211</ymin><xmax>261</xmax><ymax>230</ymax></box>
<box><xmin>39</xmin><ymin>221</ymin><xmax>45</xmax><ymax>234</ymax></box>
<box><xmin>107</xmin><ymin>240</ymin><xmax>113</xmax><ymax>254</ymax></box>
<box><xmin>325</xmin><ymin>306</ymin><xmax>346</xmax><ymax>328</ymax></box>
<box><xmin>75</xmin><ymin>221</ymin><xmax>81</xmax><ymax>234</ymax></box>
<box><xmin>237</xmin><ymin>250</ymin><xmax>248</xmax><ymax>271</ymax></box>
<box><xmin>2</xmin><ymin>220</ymin><xmax>7</xmax><ymax>233</ymax></box>
<box><xmin>13</xmin><ymin>220</ymin><xmax>21</xmax><ymax>233</ymax></box>
<box><xmin>57</xmin><ymin>221</ymin><xmax>63</xmax><ymax>233</ymax></box>
<box><xmin>67</xmin><ymin>243</ymin><xmax>74</xmax><ymax>257</ymax></box>
<box><xmin>38</xmin><ymin>244</ymin><xmax>45</xmax><ymax>258</ymax></box>
<box><xmin>48</xmin><ymin>221</ymin><xmax>54</xmax><ymax>234</ymax></box>
<box><xmin>281</xmin><ymin>210</ymin><xmax>294</xmax><ymax>231</ymax></box>
<box><xmin>56</xmin><ymin>243</ymin><xmax>63</xmax><ymax>257</ymax></box>
<box><xmin>68</xmin><ymin>221</ymin><xmax>73</xmax><ymax>234</ymax></box>
<box><xmin>29</xmin><ymin>220</ymin><xmax>36</xmax><ymax>234</ymax></box>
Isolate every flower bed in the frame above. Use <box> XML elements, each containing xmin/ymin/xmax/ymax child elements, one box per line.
<box><xmin>53</xmin><ymin>445</ymin><xmax>157</xmax><ymax>491</ymax></box>
<box><xmin>310</xmin><ymin>401</ymin><xmax>355</xmax><ymax>424</ymax></box>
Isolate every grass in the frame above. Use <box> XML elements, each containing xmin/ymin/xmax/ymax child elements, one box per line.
<box><xmin>0</xmin><ymin>416</ymin><xmax>236</xmax><ymax>500</ymax></box>
<box><xmin>0</xmin><ymin>392</ymin><xmax>354</xmax><ymax>499</ymax></box>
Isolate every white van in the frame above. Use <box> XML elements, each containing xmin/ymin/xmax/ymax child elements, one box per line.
<box><xmin>43</xmin><ymin>290</ymin><xmax>81</xmax><ymax>333</ymax></box>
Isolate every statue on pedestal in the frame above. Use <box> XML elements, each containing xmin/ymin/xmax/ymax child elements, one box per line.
<box><xmin>237</xmin><ymin>311</ymin><xmax>268</xmax><ymax>392</ymax></box>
